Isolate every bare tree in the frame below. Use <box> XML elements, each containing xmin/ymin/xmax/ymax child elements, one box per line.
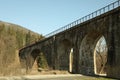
<box><xmin>95</xmin><ymin>36</ymin><xmax>107</xmax><ymax>74</ymax></box>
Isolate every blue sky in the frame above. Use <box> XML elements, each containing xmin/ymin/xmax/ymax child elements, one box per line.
<box><xmin>0</xmin><ymin>0</ymin><xmax>117</xmax><ymax>35</ymax></box>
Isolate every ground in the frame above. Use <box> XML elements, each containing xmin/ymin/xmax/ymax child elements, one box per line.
<box><xmin>0</xmin><ymin>74</ymin><xmax>116</xmax><ymax>80</ymax></box>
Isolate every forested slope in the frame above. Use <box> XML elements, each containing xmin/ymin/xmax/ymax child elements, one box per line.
<box><xmin>0</xmin><ymin>21</ymin><xmax>43</xmax><ymax>75</ymax></box>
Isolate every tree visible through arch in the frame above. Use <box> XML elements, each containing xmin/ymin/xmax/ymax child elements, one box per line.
<box><xmin>94</xmin><ymin>36</ymin><xmax>108</xmax><ymax>75</ymax></box>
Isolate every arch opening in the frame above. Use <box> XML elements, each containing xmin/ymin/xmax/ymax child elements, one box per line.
<box><xmin>28</xmin><ymin>49</ymin><xmax>49</xmax><ymax>73</ymax></box>
<box><xmin>69</xmin><ymin>48</ymin><xmax>73</xmax><ymax>73</ymax></box>
<box><xmin>94</xmin><ymin>36</ymin><xmax>108</xmax><ymax>76</ymax></box>
<box><xmin>37</xmin><ymin>52</ymin><xmax>49</xmax><ymax>70</ymax></box>
<box><xmin>28</xmin><ymin>49</ymin><xmax>40</xmax><ymax>72</ymax></box>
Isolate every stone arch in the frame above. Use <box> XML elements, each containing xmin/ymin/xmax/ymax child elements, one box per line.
<box><xmin>79</xmin><ymin>31</ymin><xmax>108</xmax><ymax>75</ymax></box>
<box><xmin>26</xmin><ymin>49</ymin><xmax>40</xmax><ymax>72</ymax></box>
<box><xmin>57</xmin><ymin>39</ymin><xmax>73</xmax><ymax>72</ymax></box>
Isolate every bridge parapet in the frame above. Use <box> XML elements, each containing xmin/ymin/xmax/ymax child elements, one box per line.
<box><xmin>20</xmin><ymin>0</ymin><xmax>120</xmax><ymax>51</ymax></box>
<box><xmin>45</xmin><ymin>0</ymin><xmax>120</xmax><ymax>38</ymax></box>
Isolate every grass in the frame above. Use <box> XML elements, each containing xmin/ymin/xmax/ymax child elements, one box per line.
<box><xmin>74</xmin><ymin>75</ymin><xmax>115</xmax><ymax>80</ymax></box>
<box><xmin>76</xmin><ymin>77</ymin><xmax>114</xmax><ymax>80</ymax></box>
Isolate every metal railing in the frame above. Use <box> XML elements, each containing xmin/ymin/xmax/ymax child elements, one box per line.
<box><xmin>44</xmin><ymin>0</ymin><xmax>120</xmax><ymax>38</ymax></box>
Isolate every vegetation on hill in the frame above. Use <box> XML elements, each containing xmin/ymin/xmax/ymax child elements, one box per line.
<box><xmin>0</xmin><ymin>21</ymin><xmax>43</xmax><ymax>76</ymax></box>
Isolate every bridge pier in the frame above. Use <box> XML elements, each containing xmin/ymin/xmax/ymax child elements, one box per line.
<box><xmin>106</xmin><ymin>11</ymin><xmax>120</xmax><ymax>78</ymax></box>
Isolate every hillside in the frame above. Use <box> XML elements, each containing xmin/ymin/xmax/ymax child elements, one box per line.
<box><xmin>0</xmin><ymin>21</ymin><xmax>43</xmax><ymax>76</ymax></box>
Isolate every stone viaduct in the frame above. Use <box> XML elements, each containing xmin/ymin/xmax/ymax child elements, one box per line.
<box><xmin>19</xmin><ymin>1</ymin><xmax>120</xmax><ymax>78</ymax></box>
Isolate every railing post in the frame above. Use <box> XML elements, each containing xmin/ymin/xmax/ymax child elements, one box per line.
<box><xmin>96</xmin><ymin>11</ymin><xmax>97</xmax><ymax>16</ymax></box>
<box><xmin>108</xmin><ymin>5</ymin><xmax>110</xmax><ymax>11</ymax></box>
<box><xmin>113</xmin><ymin>3</ymin><xmax>114</xmax><ymax>8</ymax></box>
<box><xmin>88</xmin><ymin>14</ymin><xmax>90</xmax><ymax>19</ymax></box>
<box><xmin>103</xmin><ymin>7</ymin><xmax>105</xmax><ymax>13</ymax></box>
<box><xmin>79</xmin><ymin>19</ymin><xmax>81</xmax><ymax>23</ymax></box>
<box><xmin>99</xmin><ymin>9</ymin><xmax>101</xmax><ymax>15</ymax></box>
<box><xmin>118</xmin><ymin>0</ymin><xmax>120</xmax><ymax>6</ymax></box>
<box><xmin>82</xmin><ymin>17</ymin><xmax>84</xmax><ymax>22</ymax></box>
<box><xmin>92</xmin><ymin>13</ymin><xmax>93</xmax><ymax>18</ymax></box>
